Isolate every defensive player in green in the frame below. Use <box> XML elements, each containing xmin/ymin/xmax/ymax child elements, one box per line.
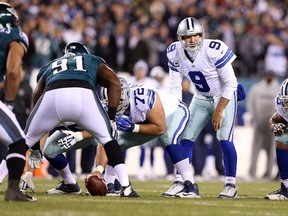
<box><xmin>0</xmin><ymin>2</ymin><xmax>36</xmax><ymax>201</ymax></box>
<box><xmin>24</xmin><ymin>41</ymin><xmax>139</xmax><ymax>197</ymax></box>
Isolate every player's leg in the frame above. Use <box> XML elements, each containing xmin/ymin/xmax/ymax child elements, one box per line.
<box><xmin>0</xmin><ymin>103</ymin><xmax>36</xmax><ymax>201</ymax></box>
<box><xmin>265</xmin><ymin>137</ymin><xmax>288</xmax><ymax>200</ymax></box>
<box><xmin>217</xmin><ymin>94</ymin><xmax>238</xmax><ymax>198</ymax></box>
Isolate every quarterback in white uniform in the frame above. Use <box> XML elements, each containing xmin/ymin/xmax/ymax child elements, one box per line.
<box><xmin>265</xmin><ymin>79</ymin><xmax>288</xmax><ymax>200</ymax></box>
<box><xmin>167</xmin><ymin>17</ymin><xmax>239</xmax><ymax>198</ymax></box>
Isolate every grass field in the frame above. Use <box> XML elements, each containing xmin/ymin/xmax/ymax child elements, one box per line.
<box><xmin>0</xmin><ymin>179</ymin><xmax>287</xmax><ymax>216</ymax></box>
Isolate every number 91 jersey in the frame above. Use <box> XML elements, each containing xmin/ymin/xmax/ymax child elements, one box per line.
<box><xmin>167</xmin><ymin>39</ymin><xmax>236</xmax><ymax>98</ymax></box>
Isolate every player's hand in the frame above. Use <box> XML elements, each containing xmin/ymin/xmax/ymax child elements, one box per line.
<box><xmin>58</xmin><ymin>130</ymin><xmax>83</xmax><ymax>149</ymax></box>
<box><xmin>116</xmin><ymin>117</ymin><xmax>135</xmax><ymax>132</ymax></box>
<box><xmin>212</xmin><ymin>111</ymin><xmax>223</xmax><ymax>131</ymax></box>
<box><xmin>110</xmin><ymin>120</ymin><xmax>118</xmax><ymax>140</ymax></box>
<box><xmin>272</xmin><ymin>123</ymin><xmax>286</xmax><ymax>136</ymax></box>
<box><xmin>28</xmin><ymin>149</ymin><xmax>43</xmax><ymax>169</ymax></box>
<box><xmin>4</xmin><ymin>100</ymin><xmax>15</xmax><ymax>112</ymax></box>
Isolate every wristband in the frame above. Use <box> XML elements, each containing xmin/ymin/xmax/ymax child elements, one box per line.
<box><xmin>95</xmin><ymin>165</ymin><xmax>105</xmax><ymax>174</ymax></box>
<box><xmin>132</xmin><ymin>124</ymin><xmax>140</xmax><ymax>133</ymax></box>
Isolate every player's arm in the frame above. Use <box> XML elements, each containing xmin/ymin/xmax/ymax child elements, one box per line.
<box><xmin>88</xmin><ymin>144</ymin><xmax>108</xmax><ymax>178</ymax></box>
<box><xmin>137</xmin><ymin>92</ymin><xmax>166</xmax><ymax>135</ymax></box>
<box><xmin>213</xmin><ymin>63</ymin><xmax>237</xmax><ymax>131</ymax></box>
<box><xmin>269</xmin><ymin>112</ymin><xmax>287</xmax><ymax>136</ymax></box>
<box><xmin>5</xmin><ymin>41</ymin><xmax>25</xmax><ymax>101</ymax></box>
<box><xmin>31</xmin><ymin>76</ymin><xmax>45</xmax><ymax>108</ymax></box>
<box><xmin>116</xmin><ymin>92</ymin><xmax>166</xmax><ymax>135</ymax></box>
<box><xmin>97</xmin><ymin>63</ymin><xmax>121</xmax><ymax>120</ymax></box>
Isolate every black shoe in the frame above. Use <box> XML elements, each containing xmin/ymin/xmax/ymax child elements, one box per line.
<box><xmin>175</xmin><ymin>181</ymin><xmax>200</xmax><ymax>198</ymax></box>
<box><xmin>265</xmin><ymin>183</ymin><xmax>288</xmax><ymax>200</ymax></box>
<box><xmin>120</xmin><ymin>183</ymin><xmax>141</xmax><ymax>198</ymax></box>
<box><xmin>114</xmin><ymin>179</ymin><xmax>122</xmax><ymax>193</ymax></box>
<box><xmin>46</xmin><ymin>181</ymin><xmax>82</xmax><ymax>195</ymax></box>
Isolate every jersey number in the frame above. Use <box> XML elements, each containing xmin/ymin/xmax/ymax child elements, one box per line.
<box><xmin>188</xmin><ymin>71</ymin><xmax>210</xmax><ymax>92</ymax></box>
<box><xmin>52</xmin><ymin>56</ymin><xmax>86</xmax><ymax>74</ymax></box>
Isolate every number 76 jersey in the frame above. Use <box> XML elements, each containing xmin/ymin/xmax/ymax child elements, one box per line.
<box><xmin>167</xmin><ymin>39</ymin><xmax>237</xmax><ymax>98</ymax></box>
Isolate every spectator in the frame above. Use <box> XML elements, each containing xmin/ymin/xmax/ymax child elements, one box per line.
<box><xmin>247</xmin><ymin>70</ymin><xmax>280</xmax><ymax>180</ymax></box>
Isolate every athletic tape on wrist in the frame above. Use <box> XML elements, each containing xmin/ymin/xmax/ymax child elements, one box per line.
<box><xmin>95</xmin><ymin>165</ymin><xmax>105</xmax><ymax>174</ymax></box>
<box><xmin>132</xmin><ymin>124</ymin><xmax>140</xmax><ymax>133</ymax></box>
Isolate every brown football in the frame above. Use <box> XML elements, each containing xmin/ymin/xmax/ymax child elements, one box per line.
<box><xmin>85</xmin><ymin>175</ymin><xmax>107</xmax><ymax>196</ymax></box>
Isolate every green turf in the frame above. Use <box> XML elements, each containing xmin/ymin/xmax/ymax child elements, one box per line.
<box><xmin>0</xmin><ymin>179</ymin><xmax>287</xmax><ymax>216</ymax></box>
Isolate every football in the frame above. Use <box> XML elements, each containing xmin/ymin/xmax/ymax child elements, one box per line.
<box><xmin>85</xmin><ymin>175</ymin><xmax>107</xmax><ymax>196</ymax></box>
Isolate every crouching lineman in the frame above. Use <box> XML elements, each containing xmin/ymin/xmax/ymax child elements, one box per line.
<box><xmin>23</xmin><ymin>41</ymin><xmax>139</xmax><ymax>197</ymax></box>
<box><xmin>265</xmin><ymin>78</ymin><xmax>288</xmax><ymax>200</ymax></box>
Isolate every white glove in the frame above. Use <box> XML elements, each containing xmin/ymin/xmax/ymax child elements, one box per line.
<box><xmin>110</xmin><ymin>120</ymin><xmax>118</xmax><ymax>140</ymax></box>
<box><xmin>20</xmin><ymin>171</ymin><xmax>35</xmax><ymax>194</ymax></box>
<box><xmin>28</xmin><ymin>149</ymin><xmax>43</xmax><ymax>169</ymax></box>
<box><xmin>58</xmin><ymin>130</ymin><xmax>83</xmax><ymax>149</ymax></box>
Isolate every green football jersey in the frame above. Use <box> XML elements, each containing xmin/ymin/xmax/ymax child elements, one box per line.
<box><xmin>0</xmin><ymin>27</ymin><xmax>29</xmax><ymax>81</ymax></box>
<box><xmin>37</xmin><ymin>53</ymin><xmax>107</xmax><ymax>90</ymax></box>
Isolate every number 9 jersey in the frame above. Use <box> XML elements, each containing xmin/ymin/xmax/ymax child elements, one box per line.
<box><xmin>167</xmin><ymin>39</ymin><xmax>237</xmax><ymax>100</ymax></box>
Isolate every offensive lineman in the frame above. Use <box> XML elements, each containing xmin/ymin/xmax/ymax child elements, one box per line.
<box><xmin>265</xmin><ymin>78</ymin><xmax>288</xmax><ymax>200</ymax></box>
<box><xmin>167</xmin><ymin>17</ymin><xmax>240</xmax><ymax>198</ymax></box>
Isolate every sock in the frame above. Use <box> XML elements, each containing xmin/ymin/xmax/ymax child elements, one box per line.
<box><xmin>113</xmin><ymin>163</ymin><xmax>129</xmax><ymax>187</ymax></box>
<box><xmin>174</xmin><ymin>158</ymin><xmax>194</xmax><ymax>183</ymax></box>
<box><xmin>219</xmin><ymin>140</ymin><xmax>237</xmax><ymax>179</ymax></box>
<box><xmin>276</xmin><ymin>148</ymin><xmax>288</xmax><ymax>182</ymax></box>
<box><xmin>58</xmin><ymin>164</ymin><xmax>76</xmax><ymax>184</ymax></box>
<box><xmin>46</xmin><ymin>154</ymin><xmax>68</xmax><ymax>170</ymax></box>
<box><xmin>0</xmin><ymin>159</ymin><xmax>8</xmax><ymax>183</ymax></box>
<box><xmin>104</xmin><ymin>164</ymin><xmax>116</xmax><ymax>184</ymax></box>
<box><xmin>180</xmin><ymin>139</ymin><xmax>194</xmax><ymax>164</ymax></box>
<box><xmin>6</xmin><ymin>139</ymin><xmax>27</xmax><ymax>181</ymax></box>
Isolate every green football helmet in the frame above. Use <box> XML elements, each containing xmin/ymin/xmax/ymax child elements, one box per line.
<box><xmin>0</xmin><ymin>2</ymin><xmax>18</xmax><ymax>28</ymax></box>
<box><xmin>64</xmin><ymin>42</ymin><xmax>90</xmax><ymax>54</ymax></box>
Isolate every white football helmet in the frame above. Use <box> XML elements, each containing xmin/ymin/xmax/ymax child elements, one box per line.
<box><xmin>100</xmin><ymin>77</ymin><xmax>130</xmax><ymax>116</ymax></box>
<box><xmin>177</xmin><ymin>17</ymin><xmax>205</xmax><ymax>52</ymax></box>
<box><xmin>279</xmin><ymin>78</ymin><xmax>288</xmax><ymax>109</ymax></box>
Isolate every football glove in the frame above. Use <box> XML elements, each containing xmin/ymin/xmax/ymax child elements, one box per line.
<box><xmin>58</xmin><ymin>130</ymin><xmax>83</xmax><ymax>149</ymax></box>
<box><xmin>28</xmin><ymin>149</ymin><xmax>43</xmax><ymax>169</ymax></box>
<box><xmin>20</xmin><ymin>171</ymin><xmax>35</xmax><ymax>194</ymax></box>
<box><xmin>273</xmin><ymin>123</ymin><xmax>286</xmax><ymax>136</ymax></box>
<box><xmin>116</xmin><ymin>117</ymin><xmax>135</xmax><ymax>132</ymax></box>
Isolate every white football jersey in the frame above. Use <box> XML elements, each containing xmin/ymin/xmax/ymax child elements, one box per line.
<box><xmin>167</xmin><ymin>39</ymin><xmax>237</xmax><ymax>99</ymax></box>
<box><xmin>275</xmin><ymin>93</ymin><xmax>288</xmax><ymax>122</ymax></box>
<box><xmin>129</xmin><ymin>86</ymin><xmax>179</xmax><ymax>123</ymax></box>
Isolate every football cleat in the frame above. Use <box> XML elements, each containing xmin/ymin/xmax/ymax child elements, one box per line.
<box><xmin>5</xmin><ymin>188</ymin><xmax>37</xmax><ymax>202</ymax></box>
<box><xmin>265</xmin><ymin>182</ymin><xmax>288</xmax><ymax>200</ymax></box>
<box><xmin>120</xmin><ymin>183</ymin><xmax>140</xmax><ymax>198</ymax></box>
<box><xmin>161</xmin><ymin>181</ymin><xmax>184</xmax><ymax>197</ymax></box>
<box><xmin>175</xmin><ymin>180</ymin><xmax>200</xmax><ymax>198</ymax></box>
<box><xmin>106</xmin><ymin>183</ymin><xmax>120</xmax><ymax>197</ymax></box>
<box><xmin>46</xmin><ymin>181</ymin><xmax>82</xmax><ymax>195</ymax></box>
<box><xmin>218</xmin><ymin>183</ymin><xmax>237</xmax><ymax>198</ymax></box>
<box><xmin>114</xmin><ymin>179</ymin><xmax>122</xmax><ymax>193</ymax></box>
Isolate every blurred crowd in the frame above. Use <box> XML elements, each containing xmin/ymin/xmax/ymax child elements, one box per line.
<box><xmin>6</xmin><ymin>0</ymin><xmax>288</xmax><ymax>79</ymax></box>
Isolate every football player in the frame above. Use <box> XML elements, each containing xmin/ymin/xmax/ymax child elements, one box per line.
<box><xmin>26</xmin><ymin>78</ymin><xmax>199</xmax><ymax>198</ymax></box>
<box><xmin>0</xmin><ymin>2</ymin><xmax>36</xmax><ymax>201</ymax></box>
<box><xmin>265</xmin><ymin>78</ymin><xmax>288</xmax><ymax>200</ymax></box>
<box><xmin>167</xmin><ymin>17</ymin><xmax>239</xmax><ymax>198</ymax></box>
<box><xmin>23</xmin><ymin>41</ymin><xmax>139</xmax><ymax>197</ymax></box>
